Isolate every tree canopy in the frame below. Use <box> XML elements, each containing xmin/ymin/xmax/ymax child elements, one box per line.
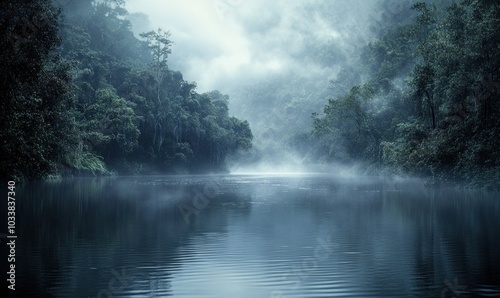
<box><xmin>0</xmin><ymin>0</ymin><xmax>252</xmax><ymax>179</ymax></box>
<box><xmin>292</xmin><ymin>0</ymin><xmax>500</xmax><ymax>188</ymax></box>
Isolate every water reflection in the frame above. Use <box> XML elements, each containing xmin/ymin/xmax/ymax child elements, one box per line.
<box><xmin>8</xmin><ymin>175</ymin><xmax>500</xmax><ymax>297</ymax></box>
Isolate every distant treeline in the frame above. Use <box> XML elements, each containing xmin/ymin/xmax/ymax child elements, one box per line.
<box><xmin>0</xmin><ymin>0</ymin><xmax>253</xmax><ymax>179</ymax></box>
<box><xmin>289</xmin><ymin>0</ymin><xmax>500</xmax><ymax>188</ymax></box>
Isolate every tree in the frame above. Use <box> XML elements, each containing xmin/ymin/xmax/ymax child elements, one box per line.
<box><xmin>1</xmin><ymin>0</ymin><xmax>254</xmax><ymax>177</ymax></box>
<box><xmin>311</xmin><ymin>85</ymin><xmax>379</xmax><ymax>162</ymax></box>
<box><xmin>83</xmin><ymin>88</ymin><xmax>140</xmax><ymax>160</ymax></box>
<box><xmin>140</xmin><ymin>28</ymin><xmax>172</xmax><ymax>103</ymax></box>
<box><xmin>138</xmin><ymin>28</ymin><xmax>174</xmax><ymax>156</ymax></box>
<box><xmin>0</xmin><ymin>0</ymin><xmax>73</xmax><ymax>179</ymax></box>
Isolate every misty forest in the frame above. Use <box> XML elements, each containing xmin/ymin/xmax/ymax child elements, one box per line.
<box><xmin>1</xmin><ymin>0</ymin><xmax>500</xmax><ymax>297</ymax></box>
<box><xmin>2</xmin><ymin>0</ymin><xmax>499</xmax><ymax>188</ymax></box>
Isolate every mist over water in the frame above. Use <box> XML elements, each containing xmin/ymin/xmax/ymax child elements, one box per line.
<box><xmin>10</xmin><ymin>175</ymin><xmax>500</xmax><ymax>297</ymax></box>
<box><xmin>124</xmin><ymin>0</ymin><xmax>396</xmax><ymax>171</ymax></box>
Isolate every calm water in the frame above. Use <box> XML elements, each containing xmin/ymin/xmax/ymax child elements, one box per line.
<box><xmin>3</xmin><ymin>174</ymin><xmax>500</xmax><ymax>297</ymax></box>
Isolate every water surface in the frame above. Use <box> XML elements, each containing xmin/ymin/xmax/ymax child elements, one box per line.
<box><xmin>5</xmin><ymin>174</ymin><xmax>500</xmax><ymax>297</ymax></box>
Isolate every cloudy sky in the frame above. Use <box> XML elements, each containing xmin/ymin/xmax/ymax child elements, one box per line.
<box><xmin>125</xmin><ymin>0</ymin><xmax>380</xmax><ymax>94</ymax></box>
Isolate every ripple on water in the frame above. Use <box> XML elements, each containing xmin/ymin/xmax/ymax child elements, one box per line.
<box><xmin>16</xmin><ymin>175</ymin><xmax>500</xmax><ymax>297</ymax></box>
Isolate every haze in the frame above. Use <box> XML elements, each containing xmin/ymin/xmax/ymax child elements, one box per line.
<box><xmin>125</xmin><ymin>0</ymin><xmax>389</xmax><ymax>172</ymax></box>
<box><xmin>126</xmin><ymin>0</ymin><xmax>376</xmax><ymax>93</ymax></box>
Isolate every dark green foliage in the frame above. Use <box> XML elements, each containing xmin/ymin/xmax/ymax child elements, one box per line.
<box><xmin>4</xmin><ymin>0</ymin><xmax>498</xmax><ymax>185</ymax></box>
<box><xmin>297</xmin><ymin>0</ymin><xmax>500</xmax><ymax>188</ymax></box>
<box><xmin>0</xmin><ymin>0</ymin><xmax>252</xmax><ymax>179</ymax></box>
<box><xmin>69</xmin><ymin>3</ymin><xmax>253</xmax><ymax>175</ymax></box>
<box><xmin>0</xmin><ymin>0</ymin><xmax>74</xmax><ymax>180</ymax></box>
<box><xmin>387</xmin><ymin>0</ymin><xmax>500</xmax><ymax>187</ymax></box>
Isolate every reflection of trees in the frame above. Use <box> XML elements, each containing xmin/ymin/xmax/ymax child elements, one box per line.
<box><xmin>380</xmin><ymin>186</ymin><xmax>500</xmax><ymax>294</ymax></box>
<box><xmin>241</xmin><ymin>176</ymin><xmax>500</xmax><ymax>296</ymax></box>
<box><xmin>14</xmin><ymin>176</ymin><xmax>500</xmax><ymax>296</ymax></box>
<box><xmin>16</xmin><ymin>176</ymin><xmax>252</xmax><ymax>297</ymax></box>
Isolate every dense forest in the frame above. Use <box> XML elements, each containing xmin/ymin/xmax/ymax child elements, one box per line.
<box><xmin>1</xmin><ymin>0</ymin><xmax>253</xmax><ymax>179</ymax></box>
<box><xmin>288</xmin><ymin>0</ymin><xmax>500</xmax><ymax>188</ymax></box>
<box><xmin>223</xmin><ymin>0</ymin><xmax>499</xmax><ymax>188</ymax></box>
<box><xmin>1</xmin><ymin>0</ymin><xmax>499</xmax><ymax>188</ymax></box>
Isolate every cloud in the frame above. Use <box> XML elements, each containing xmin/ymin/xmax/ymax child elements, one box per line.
<box><xmin>126</xmin><ymin>0</ymin><xmax>247</xmax><ymax>90</ymax></box>
<box><xmin>125</xmin><ymin>0</ymin><xmax>378</xmax><ymax>94</ymax></box>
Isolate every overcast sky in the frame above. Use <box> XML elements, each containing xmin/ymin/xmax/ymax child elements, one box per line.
<box><xmin>125</xmin><ymin>0</ymin><xmax>379</xmax><ymax>94</ymax></box>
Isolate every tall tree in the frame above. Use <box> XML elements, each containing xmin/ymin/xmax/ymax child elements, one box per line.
<box><xmin>0</xmin><ymin>0</ymin><xmax>73</xmax><ymax>179</ymax></box>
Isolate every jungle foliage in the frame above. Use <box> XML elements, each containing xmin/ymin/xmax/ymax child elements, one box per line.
<box><xmin>295</xmin><ymin>0</ymin><xmax>500</xmax><ymax>188</ymax></box>
<box><xmin>0</xmin><ymin>0</ymin><xmax>252</xmax><ymax>179</ymax></box>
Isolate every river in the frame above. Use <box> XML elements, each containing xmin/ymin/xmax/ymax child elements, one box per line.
<box><xmin>6</xmin><ymin>174</ymin><xmax>500</xmax><ymax>297</ymax></box>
